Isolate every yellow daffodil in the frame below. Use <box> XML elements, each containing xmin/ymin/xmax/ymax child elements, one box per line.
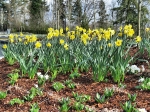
<box><xmin>70</xmin><ymin>35</ymin><xmax>75</xmax><ymax>40</ymax></box>
<box><xmin>83</xmin><ymin>29</ymin><xmax>86</xmax><ymax>33</ymax></box>
<box><xmin>25</xmin><ymin>35</ymin><xmax>30</xmax><ymax>42</ymax></box>
<box><xmin>123</xmin><ymin>24</ymin><xmax>135</xmax><ymax>37</ymax></box>
<box><xmin>59</xmin><ymin>39</ymin><xmax>65</xmax><ymax>45</ymax></box>
<box><xmin>67</xmin><ymin>32</ymin><xmax>71</xmax><ymax>37</ymax></box>
<box><xmin>46</xmin><ymin>42</ymin><xmax>52</xmax><ymax>47</ymax></box>
<box><xmin>124</xmin><ymin>25</ymin><xmax>128</xmax><ymax>30</ymax></box>
<box><xmin>124</xmin><ymin>29</ymin><xmax>128</xmax><ymax>34</ymax></box>
<box><xmin>60</xmin><ymin>28</ymin><xmax>63</xmax><ymax>33</ymax></box>
<box><xmin>24</xmin><ymin>41</ymin><xmax>28</xmax><ymax>45</ymax></box>
<box><xmin>127</xmin><ymin>29</ymin><xmax>134</xmax><ymax>37</ymax></box>
<box><xmin>53</xmin><ymin>30</ymin><xmax>59</xmax><ymax>37</ymax></box>
<box><xmin>81</xmin><ymin>33</ymin><xmax>89</xmax><ymax>40</ymax></box>
<box><xmin>9</xmin><ymin>38</ymin><xmax>14</xmax><ymax>43</ymax></box>
<box><xmin>2</xmin><ymin>44</ymin><xmax>7</xmax><ymax>49</ymax></box>
<box><xmin>88</xmin><ymin>29</ymin><xmax>92</xmax><ymax>34</ymax></box>
<box><xmin>71</xmin><ymin>31</ymin><xmax>75</xmax><ymax>35</ymax></box>
<box><xmin>81</xmin><ymin>33</ymin><xmax>89</xmax><ymax>45</ymax></box>
<box><xmin>35</xmin><ymin>41</ymin><xmax>42</xmax><ymax>48</ymax></box>
<box><xmin>48</xmin><ymin>27</ymin><xmax>54</xmax><ymax>32</ymax></box>
<box><xmin>145</xmin><ymin>28</ymin><xmax>149</xmax><ymax>32</ymax></box>
<box><xmin>59</xmin><ymin>28</ymin><xmax>64</xmax><ymax>36</ymax></box>
<box><xmin>79</xmin><ymin>27</ymin><xmax>83</xmax><ymax>32</ymax></box>
<box><xmin>76</xmin><ymin>30</ymin><xmax>80</xmax><ymax>35</ymax></box>
<box><xmin>119</xmin><ymin>26</ymin><xmax>122</xmax><ymax>31</ymax></box>
<box><xmin>135</xmin><ymin>36</ymin><xmax>142</xmax><ymax>43</ymax></box>
<box><xmin>15</xmin><ymin>34</ymin><xmax>18</xmax><ymax>38</ymax></box>
<box><xmin>110</xmin><ymin>30</ymin><xmax>115</xmax><ymax>36</ymax></box>
<box><xmin>128</xmin><ymin>24</ymin><xmax>132</xmax><ymax>29</ymax></box>
<box><xmin>103</xmin><ymin>30</ymin><xmax>111</xmax><ymax>40</ymax></box>
<box><xmin>100</xmin><ymin>46</ymin><xmax>103</xmax><ymax>49</ymax></box>
<box><xmin>76</xmin><ymin>26</ymin><xmax>79</xmax><ymax>30</ymax></box>
<box><xmin>108</xmin><ymin>43</ymin><xmax>112</xmax><ymax>47</ymax></box>
<box><xmin>118</xmin><ymin>32</ymin><xmax>122</xmax><ymax>37</ymax></box>
<box><xmin>30</xmin><ymin>35</ymin><xmax>37</xmax><ymax>42</ymax></box>
<box><xmin>82</xmin><ymin>39</ymin><xmax>87</xmax><ymax>45</ymax></box>
<box><xmin>18</xmin><ymin>38</ymin><xmax>22</xmax><ymax>42</ymax></box>
<box><xmin>20</xmin><ymin>32</ymin><xmax>23</xmax><ymax>36</ymax></box>
<box><xmin>47</xmin><ymin>33</ymin><xmax>53</xmax><ymax>39</ymax></box>
<box><xmin>64</xmin><ymin>43</ymin><xmax>69</xmax><ymax>50</ymax></box>
<box><xmin>99</xmin><ymin>28</ymin><xmax>104</xmax><ymax>33</ymax></box>
<box><xmin>115</xmin><ymin>39</ymin><xmax>123</xmax><ymax>47</ymax></box>
<box><xmin>9</xmin><ymin>34</ymin><xmax>14</xmax><ymax>40</ymax></box>
<box><xmin>97</xmin><ymin>34</ymin><xmax>102</xmax><ymax>41</ymax></box>
<box><xmin>66</xmin><ymin>27</ymin><xmax>69</xmax><ymax>31</ymax></box>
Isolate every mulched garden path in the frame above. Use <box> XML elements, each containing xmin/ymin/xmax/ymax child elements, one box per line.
<box><xmin>0</xmin><ymin>47</ymin><xmax>150</xmax><ymax>112</ymax></box>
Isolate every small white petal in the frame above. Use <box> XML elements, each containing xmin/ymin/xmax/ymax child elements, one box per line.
<box><xmin>138</xmin><ymin>108</ymin><xmax>147</xmax><ymax>112</ymax></box>
<box><xmin>34</xmin><ymin>84</ymin><xmax>38</xmax><ymax>88</ymax></box>
<box><xmin>141</xmin><ymin>65</ymin><xmax>145</xmax><ymax>72</ymax></box>
<box><xmin>37</xmin><ymin>72</ymin><xmax>42</xmax><ymax>76</ymax></box>
<box><xmin>138</xmin><ymin>78</ymin><xmax>145</xmax><ymax>82</ymax></box>
<box><xmin>44</xmin><ymin>75</ymin><xmax>49</xmax><ymax>80</ymax></box>
<box><xmin>39</xmin><ymin>75</ymin><xmax>44</xmax><ymax>78</ymax></box>
<box><xmin>126</xmin><ymin>64</ymin><xmax>130</xmax><ymax>68</ymax></box>
<box><xmin>137</xmin><ymin>68</ymin><xmax>141</xmax><ymax>72</ymax></box>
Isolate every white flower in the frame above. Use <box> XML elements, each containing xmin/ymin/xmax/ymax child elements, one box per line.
<box><xmin>37</xmin><ymin>72</ymin><xmax>42</xmax><ymax>76</ymax></box>
<box><xmin>138</xmin><ymin>108</ymin><xmax>147</xmax><ymax>112</ymax></box>
<box><xmin>74</xmin><ymin>59</ymin><xmax>77</xmax><ymax>63</ymax></box>
<box><xmin>37</xmin><ymin>72</ymin><xmax>44</xmax><ymax>78</ymax></box>
<box><xmin>130</xmin><ymin>65</ymin><xmax>140</xmax><ymax>73</ymax></box>
<box><xmin>44</xmin><ymin>75</ymin><xmax>49</xmax><ymax>80</ymax></box>
<box><xmin>141</xmin><ymin>65</ymin><xmax>145</xmax><ymax>72</ymax></box>
<box><xmin>126</xmin><ymin>64</ymin><xmax>130</xmax><ymax>72</ymax></box>
<box><xmin>39</xmin><ymin>74</ymin><xmax>44</xmax><ymax>78</ymax></box>
<box><xmin>126</xmin><ymin>64</ymin><xmax>130</xmax><ymax>68</ymax></box>
<box><xmin>138</xmin><ymin>77</ymin><xmax>145</xmax><ymax>82</ymax></box>
<box><xmin>34</xmin><ymin>84</ymin><xmax>38</xmax><ymax>88</ymax></box>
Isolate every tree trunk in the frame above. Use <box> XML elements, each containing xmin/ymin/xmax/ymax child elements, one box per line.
<box><xmin>138</xmin><ymin>0</ymin><xmax>142</xmax><ymax>36</ymax></box>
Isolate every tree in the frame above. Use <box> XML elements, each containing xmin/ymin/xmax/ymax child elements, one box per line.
<box><xmin>112</xmin><ymin>0</ymin><xmax>149</xmax><ymax>34</ymax></box>
<box><xmin>71</xmin><ymin>0</ymin><xmax>82</xmax><ymax>26</ymax></box>
<box><xmin>71</xmin><ymin>0</ymin><xmax>99</xmax><ymax>29</ymax></box>
<box><xmin>59</xmin><ymin>0</ymin><xmax>66</xmax><ymax>30</ymax></box>
<box><xmin>0</xmin><ymin>0</ymin><xmax>31</xmax><ymax>31</ymax></box>
<box><xmin>29</xmin><ymin>0</ymin><xmax>49</xmax><ymax>33</ymax></box>
<box><xmin>98</xmin><ymin>0</ymin><xmax>108</xmax><ymax>28</ymax></box>
<box><xmin>112</xmin><ymin>0</ymin><xmax>138</xmax><ymax>25</ymax></box>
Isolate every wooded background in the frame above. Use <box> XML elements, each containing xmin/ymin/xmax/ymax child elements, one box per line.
<box><xmin>0</xmin><ymin>0</ymin><xmax>150</xmax><ymax>35</ymax></box>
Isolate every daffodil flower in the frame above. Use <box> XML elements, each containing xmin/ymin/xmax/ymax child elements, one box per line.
<box><xmin>115</xmin><ymin>39</ymin><xmax>123</xmax><ymax>47</ymax></box>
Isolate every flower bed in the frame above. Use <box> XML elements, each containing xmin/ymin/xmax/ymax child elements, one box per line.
<box><xmin>0</xmin><ymin>25</ymin><xmax>150</xmax><ymax>111</ymax></box>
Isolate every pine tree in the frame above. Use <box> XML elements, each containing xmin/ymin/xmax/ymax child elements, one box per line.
<box><xmin>112</xmin><ymin>0</ymin><xmax>149</xmax><ymax>34</ymax></box>
<box><xmin>71</xmin><ymin>0</ymin><xmax>82</xmax><ymax>26</ymax></box>
<box><xmin>29</xmin><ymin>0</ymin><xmax>49</xmax><ymax>33</ymax></box>
<box><xmin>98</xmin><ymin>0</ymin><xmax>108</xmax><ymax>28</ymax></box>
<box><xmin>59</xmin><ymin>0</ymin><xmax>66</xmax><ymax>30</ymax></box>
